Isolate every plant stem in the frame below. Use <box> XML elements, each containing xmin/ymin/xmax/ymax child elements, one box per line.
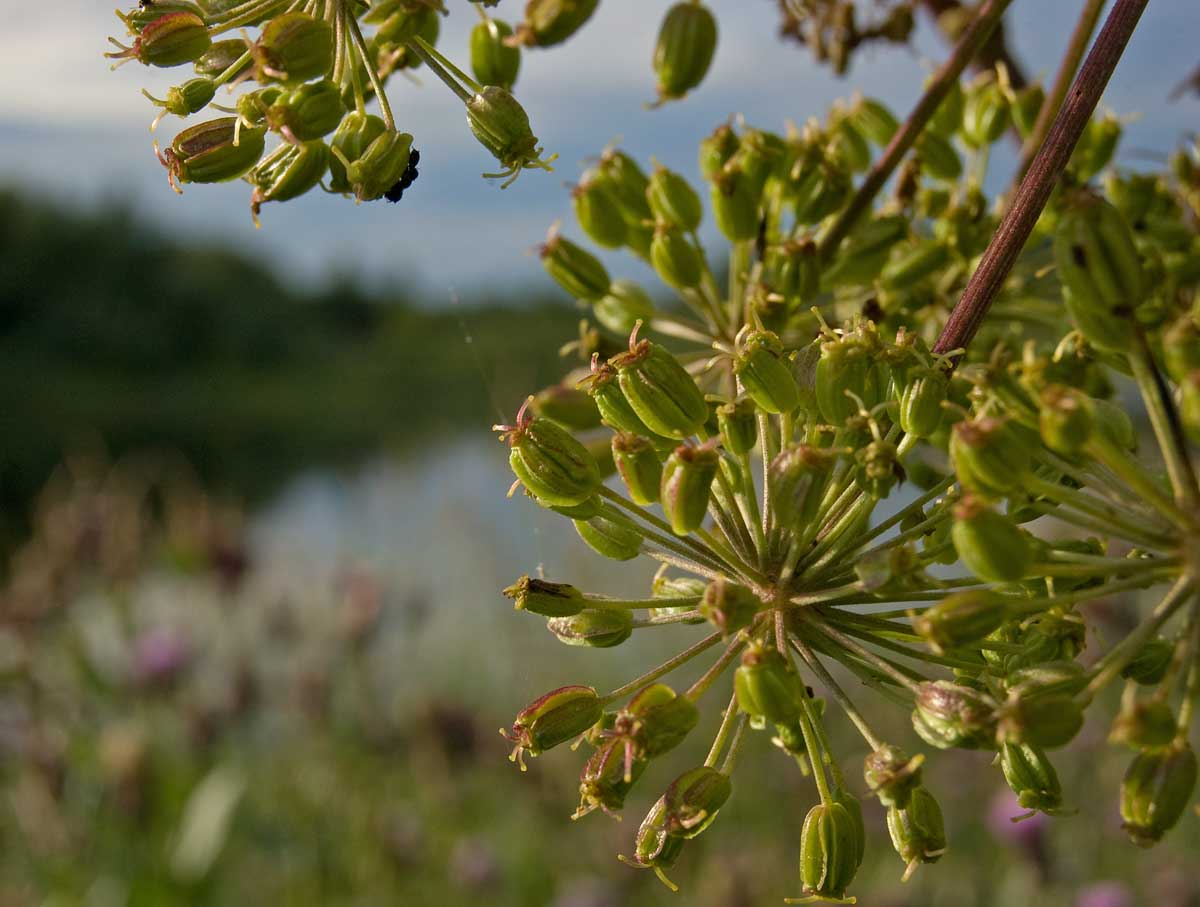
<box><xmin>791</xmin><ymin>634</ymin><xmax>883</xmax><ymax>750</ymax></box>
<box><xmin>933</xmin><ymin>0</ymin><xmax>1150</xmax><ymax>355</ymax></box>
<box><xmin>816</xmin><ymin>0</ymin><xmax>1016</xmax><ymax>261</ymax></box>
<box><xmin>600</xmin><ymin>630</ymin><xmax>722</xmax><ymax>704</ymax></box>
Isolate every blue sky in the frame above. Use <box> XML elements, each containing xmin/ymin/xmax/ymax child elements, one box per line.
<box><xmin>2</xmin><ymin>1</ymin><xmax>1197</xmax><ymax>303</ymax></box>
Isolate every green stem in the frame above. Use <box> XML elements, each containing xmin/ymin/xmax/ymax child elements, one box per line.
<box><xmin>790</xmin><ymin>634</ymin><xmax>883</xmax><ymax>750</ymax></box>
<box><xmin>687</xmin><ymin>630</ymin><xmax>751</xmax><ymax>700</ymax></box>
<box><xmin>704</xmin><ymin>691</ymin><xmax>741</xmax><ymax>768</ymax></box>
<box><xmin>1130</xmin><ymin>343</ymin><xmax>1200</xmax><ymax>516</ymax></box>
<box><xmin>600</xmin><ymin>630</ymin><xmax>723</xmax><ymax>705</ymax></box>
<box><xmin>1083</xmin><ymin>574</ymin><xmax>1195</xmax><ymax>700</ymax></box>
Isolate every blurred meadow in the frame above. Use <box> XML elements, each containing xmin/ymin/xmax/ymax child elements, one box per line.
<box><xmin>2</xmin><ymin>2</ymin><xmax>1200</xmax><ymax>905</ymax></box>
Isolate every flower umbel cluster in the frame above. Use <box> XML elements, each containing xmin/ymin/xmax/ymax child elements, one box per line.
<box><xmin>105</xmin><ymin>0</ymin><xmax>734</xmax><ymax>219</ymax></box>
<box><xmin>106</xmin><ymin>0</ymin><xmax>570</xmax><ymax>222</ymax></box>
<box><xmin>496</xmin><ymin>71</ymin><xmax>1200</xmax><ymax>902</ymax></box>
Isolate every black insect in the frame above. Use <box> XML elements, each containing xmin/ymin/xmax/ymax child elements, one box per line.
<box><xmin>384</xmin><ymin>148</ymin><xmax>420</xmax><ymax>203</ymax></box>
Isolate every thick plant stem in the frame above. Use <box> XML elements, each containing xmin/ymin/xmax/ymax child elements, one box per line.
<box><xmin>816</xmin><ymin>0</ymin><xmax>1015</xmax><ymax>261</ymax></box>
<box><xmin>1013</xmin><ymin>0</ymin><xmax>1109</xmax><ymax>187</ymax></box>
<box><xmin>934</xmin><ymin>0</ymin><xmax>1150</xmax><ymax>355</ymax></box>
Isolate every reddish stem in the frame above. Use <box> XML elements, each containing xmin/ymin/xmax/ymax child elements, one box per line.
<box><xmin>933</xmin><ymin>0</ymin><xmax>1150</xmax><ymax>355</ymax></box>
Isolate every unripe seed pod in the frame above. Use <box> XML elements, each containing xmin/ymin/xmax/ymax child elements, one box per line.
<box><xmin>620</xmin><ymin>683</ymin><xmax>699</xmax><ymax>759</ymax></box>
<box><xmin>770</xmin><ymin>445</ymin><xmax>837</xmax><ymax>532</ymax></box>
<box><xmin>253</xmin><ymin>13</ymin><xmax>334</xmax><ymax>83</ymax></box>
<box><xmin>915</xmin><ymin>131</ymin><xmax>962</xmax><ymax>181</ymax></box>
<box><xmin>264</xmin><ymin>79</ymin><xmax>345</xmax><ymax>142</ymax></box>
<box><xmin>612</xmin><ymin>338</ymin><xmax>708</xmax><ymax>439</ymax></box>
<box><xmin>577</xmin><ymin>736</ymin><xmax>645</xmax><ymax>818</ymax></box>
<box><xmin>574</xmin><ymin>514</ymin><xmax>642</xmax><ymax>561</ymax></box>
<box><xmin>625</xmin><ymin>795</ymin><xmax>685</xmax><ymax>889</ymax></box>
<box><xmin>530</xmin><ymin>384</ymin><xmax>602</xmax><ymax>431</ymax></box>
<box><xmin>699</xmin><ymin>121</ymin><xmax>740</xmax><ymax>181</ymax></box>
<box><xmin>850</xmin><ymin>96</ymin><xmax>899</xmax><ymax>147</ymax></box>
<box><xmin>798</xmin><ymin>801</ymin><xmax>861</xmax><ymax>903</ymax></box>
<box><xmin>465</xmin><ymin>85</ymin><xmax>551</xmax><ymax>187</ymax></box>
<box><xmin>914</xmin><ymin>589</ymin><xmax>1010</xmax><ymax>654</ymax></box>
<box><xmin>1000</xmin><ymin>742</ymin><xmax>1062</xmax><ymax>814</ymax></box>
<box><xmin>961</xmin><ymin>76</ymin><xmax>1010</xmax><ymax>148</ymax></box>
<box><xmin>143</xmin><ymin>78</ymin><xmax>217</xmax><ymax>125</ymax></box>
<box><xmin>1011</xmin><ymin>82</ymin><xmax>1046</xmax><ymax>138</ymax></box>
<box><xmin>661</xmin><ymin>444</ymin><xmax>718</xmax><ymax>535</ymax></box>
<box><xmin>1071</xmin><ymin>112</ymin><xmax>1122</xmax><ymax>182</ymax></box>
<box><xmin>650</xmin><ymin>225</ymin><xmax>702</xmax><ymax>289</ymax></box>
<box><xmin>791</xmin><ymin>157</ymin><xmax>851</xmax><ymax>225</ymax></box>
<box><xmin>815</xmin><ymin>336</ymin><xmax>881</xmax><ymax>426</ymax></box>
<box><xmin>158</xmin><ymin>118</ymin><xmax>266</xmax><ymax>192</ymax></box>
<box><xmin>951</xmin><ymin>495</ymin><xmax>1032</xmax><ymax>583</ymax></box>
<box><xmin>646</xmin><ymin>164</ymin><xmax>703</xmax><ymax>232</ymax></box>
<box><xmin>864</xmin><ymin>745</ymin><xmax>924</xmax><ymax>809</ymax></box>
<box><xmin>699</xmin><ymin>578</ymin><xmax>758</xmax><ymax>636</ymax></box>
<box><xmin>1109</xmin><ymin>698</ymin><xmax>1179</xmax><ymax>750</ymax></box>
<box><xmin>1055</xmin><ymin>190</ymin><xmax>1144</xmax><ymax>323</ymax></box>
<box><xmin>572</xmin><ymin>175</ymin><xmax>627</xmax><ymax>249</ymax></box>
<box><xmin>735</xmin><ymin>643</ymin><xmax>801</xmax><ymax>724</ymax></box>
<box><xmin>998</xmin><ymin>691</ymin><xmax>1084</xmax><ymax>749</ymax></box>
<box><xmin>886</xmin><ymin>786</ymin><xmax>947</xmax><ymax>881</ymax></box>
<box><xmin>652</xmin><ymin>1</ymin><xmax>718</xmax><ymax>104</ymax></box>
<box><xmin>1064</xmin><ymin>288</ymin><xmax>1134</xmax><ymax>353</ymax></box>
<box><xmin>612</xmin><ymin>433</ymin><xmax>663</xmax><ymax>505</ymax></box>
<box><xmin>822</xmin><ymin>214</ymin><xmax>909</xmax><ymax>288</ymax></box>
<box><xmin>928</xmin><ymin>77</ymin><xmax>965</xmax><ymax>137</ymax></box>
<box><xmin>1121</xmin><ymin>637</ymin><xmax>1175</xmax><ymax>685</ymax></box>
<box><xmin>949</xmin><ymin>416</ymin><xmax>1031</xmax><ymax>497</ymax></box>
<box><xmin>898</xmin><ymin>367</ymin><xmax>948</xmax><ymax>439</ymax></box>
<box><xmin>514</xmin><ymin>0</ymin><xmax>599</xmax><ymax>48</ymax></box>
<box><xmin>735</xmin><ymin>330</ymin><xmax>799</xmax><ymax>415</ymax></box>
<box><xmin>503</xmin><ymin>685</ymin><xmax>602</xmax><ymax>765</ymax></box>
<box><xmin>193</xmin><ymin>38</ymin><xmax>253</xmax><ymax>79</ymax></box>
<box><xmin>881</xmin><ymin>239</ymin><xmax>952</xmax><ymax>290</ymax></box>
<box><xmin>328</xmin><ymin>112</ymin><xmax>387</xmax><ymax>193</ymax></box>
<box><xmin>593</xmin><ymin>280</ymin><xmax>655</xmax><ymax>335</ymax></box>
<box><xmin>503</xmin><ymin>574</ymin><xmax>585</xmax><ymax>617</ymax></box>
<box><xmin>663</xmin><ymin>765</ymin><xmax>731</xmax><ymax>837</ymax></box>
<box><xmin>108</xmin><ymin>11</ymin><xmax>212</xmax><ymax>68</ymax></box>
<box><xmin>1120</xmin><ymin>744</ymin><xmax>1197</xmax><ymax>847</ymax></box>
<box><xmin>337</xmin><ymin>128</ymin><xmax>414</xmax><ymax>202</ymax></box>
<box><xmin>766</xmin><ymin>238</ymin><xmax>820</xmax><ymax>304</ymax></box>
<box><xmin>247</xmin><ymin>140</ymin><xmax>328</xmax><ymax>222</ymax></box>
<box><xmin>501</xmin><ymin>411</ymin><xmax>601</xmax><ymax>506</ymax></box>
<box><xmin>854</xmin><ymin>439</ymin><xmax>901</xmax><ymax>499</ymax></box>
<box><xmin>583</xmin><ymin>362</ymin><xmax>662</xmax><ymax>438</ymax></box>
<box><xmin>911</xmin><ymin>680</ymin><xmax>997</xmax><ymax>750</ymax></box>
<box><xmin>541</xmin><ymin>233</ymin><xmax>610</xmax><ymax>300</ymax></box>
<box><xmin>717</xmin><ymin>398</ymin><xmax>757</xmax><ymax>456</ymax></box>
<box><xmin>830</xmin><ymin>115</ymin><xmax>872</xmax><ymax>173</ymax></box>
<box><xmin>372</xmin><ymin>2</ymin><xmax>437</xmax><ymax>45</ymax></box>
<box><xmin>118</xmin><ymin>1</ymin><xmax>207</xmax><ymax>33</ymax></box>
<box><xmin>1038</xmin><ymin>384</ymin><xmax>1095</xmax><ymax>456</ymax></box>
<box><xmin>709</xmin><ymin>166</ymin><xmax>760</xmax><ymax>242</ymax></box>
<box><xmin>470</xmin><ymin>17</ymin><xmax>521</xmax><ymax>90</ymax></box>
<box><xmin>1005</xmin><ymin>660</ymin><xmax>1089</xmax><ymax>698</ymax></box>
<box><xmin>650</xmin><ymin>574</ymin><xmax>707</xmax><ymax>624</ymax></box>
<box><xmin>733</xmin><ymin>128</ymin><xmax>787</xmax><ymax>199</ymax></box>
<box><xmin>548</xmin><ymin>607</ymin><xmax>634</xmax><ymax>648</ymax></box>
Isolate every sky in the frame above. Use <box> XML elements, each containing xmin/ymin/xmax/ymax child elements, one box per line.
<box><xmin>1</xmin><ymin>0</ymin><xmax>1198</xmax><ymax>304</ymax></box>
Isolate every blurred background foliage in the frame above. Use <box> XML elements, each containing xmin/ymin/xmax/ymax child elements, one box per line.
<box><xmin>0</xmin><ymin>186</ymin><xmax>578</xmax><ymax>552</ymax></box>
